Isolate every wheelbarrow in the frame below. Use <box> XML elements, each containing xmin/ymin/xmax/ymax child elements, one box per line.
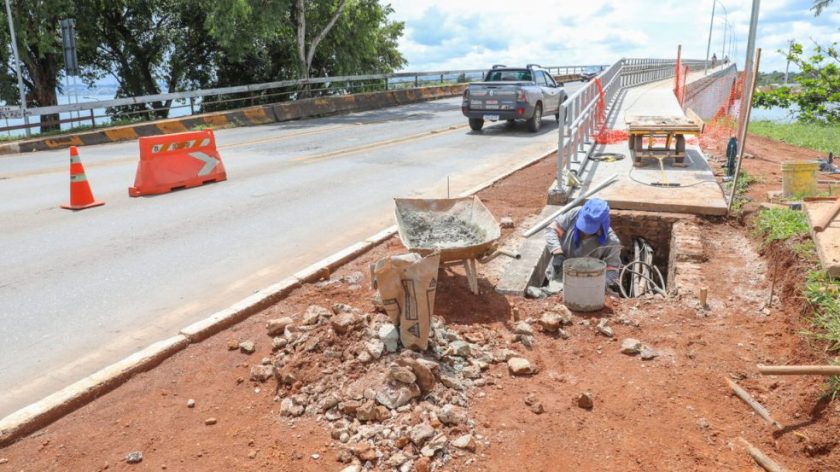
<box><xmin>394</xmin><ymin>196</ymin><xmax>501</xmax><ymax>294</ymax></box>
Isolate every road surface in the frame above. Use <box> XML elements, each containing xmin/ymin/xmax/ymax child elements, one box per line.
<box><xmin>0</xmin><ymin>84</ymin><xmax>581</xmax><ymax>417</ymax></box>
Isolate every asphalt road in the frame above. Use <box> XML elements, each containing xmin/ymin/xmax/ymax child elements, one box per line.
<box><xmin>0</xmin><ymin>85</ymin><xmax>581</xmax><ymax>417</ymax></box>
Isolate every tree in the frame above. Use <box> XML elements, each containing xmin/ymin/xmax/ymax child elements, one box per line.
<box><xmin>293</xmin><ymin>0</ymin><xmax>347</xmax><ymax>82</ymax></box>
<box><xmin>753</xmin><ymin>41</ymin><xmax>839</xmax><ymax>123</ymax></box>
<box><xmin>0</xmin><ymin>0</ymin><xmax>76</xmax><ymax>131</ymax></box>
<box><xmin>811</xmin><ymin>0</ymin><xmax>835</xmax><ymax>15</ymax></box>
<box><xmin>75</xmin><ymin>0</ymin><xmax>218</xmax><ymax>119</ymax></box>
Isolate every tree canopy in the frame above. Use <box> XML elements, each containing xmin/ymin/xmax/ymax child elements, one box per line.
<box><xmin>0</xmin><ymin>0</ymin><xmax>405</xmax><ymax>127</ymax></box>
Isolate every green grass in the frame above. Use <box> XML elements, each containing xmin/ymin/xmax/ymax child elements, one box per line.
<box><xmin>802</xmin><ymin>270</ymin><xmax>840</xmax><ymax>353</ymax></box>
<box><xmin>752</xmin><ymin>207</ymin><xmax>810</xmax><ymax>245</ymax></box>
<box><xmin>749</xmin><ymin>120</ymin><xmax>838</xmax><ymax>154</ymax></box>
<box><xmin>726</xmin><ymin>170</ymin><xmax>762</xmax><ymax>216</ymax></box>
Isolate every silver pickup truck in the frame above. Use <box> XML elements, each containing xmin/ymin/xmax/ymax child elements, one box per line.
<box><xmin>461</xmin><ymin>64</ymin><xmax>566</xmax><ymax>132</ymax></box>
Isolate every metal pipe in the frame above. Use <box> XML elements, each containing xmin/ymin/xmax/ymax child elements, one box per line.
<box><xmin>705</xmin><ymin>0</ymin><xmax>716</xmax><ymax>75</ymax></box>
<box><xmin>522</xmin><ymin>174</ymin><xmax>618</xmax><ymax>237</ymax></box>
<box><xmin>758</xmin><ymin>364</ymin><xmax>840</xmax><ymax>376</ymax></box>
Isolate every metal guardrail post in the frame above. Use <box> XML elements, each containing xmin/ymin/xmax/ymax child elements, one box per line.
<box><xmin>90</xmin><ymin>109</ymin><xmax>95</xmax><ymax>128</ymax></box>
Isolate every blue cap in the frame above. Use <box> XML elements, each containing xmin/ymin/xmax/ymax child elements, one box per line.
<box><xmin>573</xmin><ymin>198</ymin><xmax>611</xmax><ymax>247</ymax></box>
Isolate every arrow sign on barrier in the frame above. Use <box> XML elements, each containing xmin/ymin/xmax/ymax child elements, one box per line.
<box><xmin>190</xmin><ymin>151</ymin><xmax>219</xmax><ymax>176</ymax></box>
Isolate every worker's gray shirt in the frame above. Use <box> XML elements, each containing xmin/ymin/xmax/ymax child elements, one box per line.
<box><xmin>544</xmin><ymin>207</ymin><xmax>622</xmax><ymax>282</ymax></box>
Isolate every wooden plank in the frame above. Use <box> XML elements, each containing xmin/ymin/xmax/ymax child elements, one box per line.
<box><xmin>804</xmin><ymin>201</ymin><xmax>840</xmax><ymax>278</ymax></box>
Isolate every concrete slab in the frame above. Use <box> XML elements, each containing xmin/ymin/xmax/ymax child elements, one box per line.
<box><xmin>804</xmin><ymin>200</ymin><xmax>840</xmax><ymax>278</ymax></box>
<box><xmin>582</xmin><ymin>82</ymin><xmax>728</xmax><ymax>216</ymax></box>
<box><xmin>495</xmin><ymin>205</ymin><xmax>561</xmax><ymax>296</ymax></box>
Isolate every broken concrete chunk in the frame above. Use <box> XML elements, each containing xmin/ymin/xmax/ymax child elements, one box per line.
<box><xmin>420</xmin><ymin>433</ymin><xmax>448</xmax><ymax>457</ymax></box>
<box><xmin>452</xmin><ymin>434</ymin><xmax>477</xmax><ymax>451</ymax></box>
<box><xmin>514</xmin><ymin>321</ymin><xmax>534</xmax><ymax>336</ymax></box>
<box><xmin>438</xmin><ymin>404</ymin><xmax>468</xmax><ymax>426</ymax></box>
<box><xmin>366</xmin><ymin>339</ymin><xmax>385</xmax><ymax>359</ymax></box>
<box><xmin>621</xmin><ymin>338</ymin><xmax>642</xmax><ymax>355</ymax></box>
<box><xmin>238</xmin><ymin>340</ymin><xmax>256</xmax><ymax>354</ymax></box>
<box><xmin>388</xmin><ymin>365</ymin><xmax>417</xmax><ymax>384</ymax></box>
<box><xmin>249</xmin><ymin>364</ymin><xmax>274</xmax><ymax>382</ymax></box>
<box><xmin>331</xmin><ymin>303</ymin><xmax>356</xmax><ymax>314</ymax></box>
<box><xmin>280</xmin><ymin>397</ymin><xmax>305</xmax><ymax>417</ymax></box>
<box><xmin>447</xmin><ymin>340</ymin><xmax>472</xmax><ymax>357</ymax></box>
<box><xmin>331</xmin><ymin>312</ymin><xmax>358</xmax><ymax>334</ymax></box>
<box><xmin>538</xmin><ymin>312</ymin><xmax>563</xmax><ymax>333</ymax></box>
<box><xmin>499</xmin><ymin>216</ymin><xmax>514</xmax><ymax>229</ymax></box>
<box><xmin>378</xmin><ymin>323</ymin><xmax>400</xmax><ymax>352</ymax></box>
<box><xmin>126</xmin><ymin>451</ymin><xmax>143</xmax><ymax>464</ymax></box>
<box><xmin>526</xmin><ymin>286</ymin><xmax>545</xmax><ymax>299</ymax></box>
<box><xmin>375</xmin><ymin>381</ymin><xmax>420</xmax><ymax>409</ymax></box>
<box><xmin>409</xmin><ymin>423</ymin><xmax>436</xmax><ymax>446</ymax></box>
<box><xmin>507</xmin><ymin>357</ymin><xmax>535</xmax><ymax>376</ymax></box>
<box><xmin>303</xmin><ymin>305</ymin><xmax>332</xmax><ymax>325</ymax></box>
<box><xmin>641</xmin><ymin>348</ymin><xmax>659</xmax><ymax>360</ymax></box>
<box><xmin>596</xmin><ymin>319</ymin><xmax>614</xmax><ymax>338</ymax></box>
<box><xmin>266</xmin><ymin>317</ymin><xmax>294</xmax><ymax>336</ymax></box>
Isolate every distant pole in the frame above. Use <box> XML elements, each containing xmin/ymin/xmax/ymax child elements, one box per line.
<box><xmin>704</xmin><ymin>0</ymin><xmax>716</xmax><ymax>75</ymax></box>
<box><xmin>736</xmin><ymin>0</ymin><xmax>760</xmax><ymax>143</ymax></box>
<box><xmin>722</xmin><ymin>20</ymin><xmax>728</xmax><ymax>60</ymax></box>
<box><xmin>783</xmin><ymin>39</ymin><xmax>793</xmax><ymax>85</ymax></box>
<box><xmin>4</xmin><ymin>0</ymin><xmax>30</xmax><ymax>136</ymax></box>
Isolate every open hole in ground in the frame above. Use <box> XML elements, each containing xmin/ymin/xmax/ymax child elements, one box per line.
<box><xmin>527</xmin><ymin>210</ymin><xmax>689</xmax><ymax>297</ymax></box>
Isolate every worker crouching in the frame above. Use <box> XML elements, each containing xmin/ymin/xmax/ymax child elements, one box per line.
<box><xmin>544</xmin><ymin>198</ymin><xmax>622</xmax><ymax>293</ymax></box>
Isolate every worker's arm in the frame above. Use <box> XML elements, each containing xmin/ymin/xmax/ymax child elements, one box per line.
<box><xmin>544</xmin><ymin>221</ymin><xmax>565</xmax><ymax>255</ymax></box>
<box><xmin>603</xmin><ymin>236</ymin><xmax>622</xmax><ymax>286</ymax></box>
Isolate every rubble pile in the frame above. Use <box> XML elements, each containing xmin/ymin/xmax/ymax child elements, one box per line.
<box><xmin>239</xmin><ymin>300</ymin><xmax>575</xmax><ymax>470</ymax></box>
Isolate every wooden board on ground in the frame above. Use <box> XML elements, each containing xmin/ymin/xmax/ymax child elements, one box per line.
<box><xmin>625</xmin><ymin>114</ymin><xmax>703</xmax><ymax>133</ymax></box>
<box><xmin>583</xmin><ymin>144</ymin><xmax>728</xmax><ymax>216</ymax></box>
<box><xmin>804</xmin><ymin>200</ymin><xmax>840</xmax><ymax>278</ymax></box>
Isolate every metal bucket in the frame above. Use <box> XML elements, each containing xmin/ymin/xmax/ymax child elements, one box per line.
<box><xmin>563</xmin><ymin>257</ymin><xmax>606</xmax><ymax>312</ymax></box>
<box><xmin>782</xmin><ymin>160</ymin><xmax>819</xmax><ymax>198</ymax></box>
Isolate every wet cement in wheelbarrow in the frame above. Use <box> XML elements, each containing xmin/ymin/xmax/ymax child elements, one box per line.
<box><xmin>401</xmin><ymin>212</ymin><xmax>487</xmax><ymax>249</ymax></box>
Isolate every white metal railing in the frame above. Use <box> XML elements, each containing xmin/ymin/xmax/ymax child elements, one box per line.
<box><xmin>3</xmin><ymin>64</ymin><xmax>605</xmax><ymax>136</ymax></box>
<box><xmin>554</xmin><ymin>58</ymin><xmax>708</xmax><ymax>199</ymax></box>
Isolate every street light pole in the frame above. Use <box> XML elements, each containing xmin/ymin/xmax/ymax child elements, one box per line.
<box><xmin>783</xmin><ymin>39</ymin><xmax>793</xmax><ymax>84</ymax></box>
<box><xmin>704</xmin><ymin>0</ymin><xmax>717</xmax><ymax>75</ymax></box>
<box><xmin>4</xmin><ymin>0</ymin><xmax>30</xmax><ymax>136</ymax></box>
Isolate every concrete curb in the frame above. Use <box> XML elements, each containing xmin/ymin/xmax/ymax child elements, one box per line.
<box><xmin>0</xmin><ymin>145</ymin><xmax>555</xmax><ymax>448</ymax></box>
<box><xmin>0</xmin><ymin>335</ymin><xmax>188</xmax><ymax>447</ymax></box>
<box><xmin>0</xmin><ymin>85</ymin><xmax>467</xmax><ymax>157</ymax></box>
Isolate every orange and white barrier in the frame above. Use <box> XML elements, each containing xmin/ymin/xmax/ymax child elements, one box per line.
<box><xmin>61</xmin><ymin>146</ymin><xmax>105</xmax><ymax>211</ymax></box>
<box><xmin>129</xmin><ymin>130</ymin><xmax>227</xmax><ymax>197</ymax></box>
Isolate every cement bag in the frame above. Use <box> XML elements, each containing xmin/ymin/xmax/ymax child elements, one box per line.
<box><xmin>373</xmin><ymin>252</ymin><xmax>440</xmax><ymax>350</ymax></box>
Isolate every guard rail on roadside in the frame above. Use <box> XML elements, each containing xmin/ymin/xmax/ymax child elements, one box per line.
<box><xmin>3</xmin><ymin>64</ymin><xmax>606</xmax><ymax>137</ymax></box>
<box><xmin>553</xmin><ymin>58</ymin><xmax>709</xmax><ymax>201</ymax></box>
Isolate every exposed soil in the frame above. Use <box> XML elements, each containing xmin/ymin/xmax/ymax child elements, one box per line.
<box><xmin>1</xmin><ymin>141</ymin><xmax>838</xmax><ymax>471</ymax></box>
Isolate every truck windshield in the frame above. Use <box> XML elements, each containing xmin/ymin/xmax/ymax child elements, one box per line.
<box><xmin>485</xmin><ymin>70</ymin><xmax>532</xmax><ymax>81</ymax></box>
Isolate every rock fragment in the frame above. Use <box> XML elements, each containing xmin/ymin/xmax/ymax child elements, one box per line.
<box><xmin>249</xmin><ymin>364</ymin><xmax>274</xmax><ymax>382</ymax></box>
<box><xmin>452</xmin><ymin>434</ymin><xmax>476</xmax><ymax>452</ymax></box>
<box><xmin>577</xmin><ymin>392</ymin><xmax>594</xmax><ymax>410</ymax></box>
<box><xmin>266</xmin><ymin>317</ymin><xmax>294</xmax><ymax>336</ymax></box>
<box><xmin>621</xmin><ymin>338</ymin><xmax>642</xmax><ymax>355</ymax></box>
<box><xmin>303</xmin><ymin>305</ymin><xmax>331</xmax><ymax>325</ymax></box>
<box><xmin>409</xmin><ymin>423</ymin><xmax>435</xmax><ymax>446</ymax></box>
<box><xmin>204</xmin><ymin>417</ymin><xmax>217</xmax><ymax>425</ymax></box>
<box><xmin>437</xmin><ymin>404</ymin><xmax>467</xmax><ymax>426</ymax></box>
<box><xmin>507</xmin><ymin>357</ymin><xmax>535</xmax><ymax>376</ymax></box>
<box><xmin>378</xmin><ymin>323</ymin><xmax>400</xmax><ymax>352</ymax></box>
<box><xmin>126</xmin><ymin>451</ymin><xmax>143</xmax><ymax>464</ymax></box>
<box><xmin>499</xmin><ymin>217</ymin><xmax>514</xmax><ymax>228</ymax></box>
<box><xmin>641</xmin><ymin>347</ymin><xmax>659</xmax><ymax>360</ymax></box>
<box><xmin>596</xmin><ymin>319</ymin><xmax>614</xmax><ymax>338</ymax></box>
<box><xmin>238</xmin><ymin>340</ymin><xmax>256</xmax><ymax>354</ymax></box>
<box><xmin>538</xmin><ymin>312</ymin><xmax>563</xmax><ymax>333</ymax></box>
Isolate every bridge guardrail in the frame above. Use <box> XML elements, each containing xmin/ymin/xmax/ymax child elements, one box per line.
<box><xmin>553</xmin><ymin>58</ymin><xmax>709</xmax><ymax>201</ymax></box>
<box><xmin>2</xmin><ymin>64</ymin><xmax>606</xmax><ymax>137</ymax></box>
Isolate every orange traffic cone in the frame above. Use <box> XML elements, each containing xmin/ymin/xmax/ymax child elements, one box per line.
<box><xmin>61</xmin><ymin>146</ymin><xmax>104</xmax><ymax>210</ymax></box>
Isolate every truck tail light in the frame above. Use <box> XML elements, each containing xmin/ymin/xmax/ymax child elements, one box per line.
<box><xmin>517</xmin><ymin>107</ymin><xmax>524</xmax><ymax>115</ymax></box>
<box><xmin>517</xmin><ymin>90</ymin><xmax>526</xmax><ymax>102</ymax></box>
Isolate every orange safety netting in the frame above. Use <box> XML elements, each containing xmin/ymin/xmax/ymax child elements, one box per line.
<box><xmin>592</xmin><ymin>78</ymin><xmax>628</xmax><ymax>144</ymax></box>
<box><xmin>698</xmin><ymin>106</ymin><xmax>737</xmax><ymax>150</ymax></box>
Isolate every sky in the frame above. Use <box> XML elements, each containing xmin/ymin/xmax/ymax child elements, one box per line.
<box><xmin>386</xmin><ymin>0</ymin><xmax>840</xmax><ymax>73</ymax></box>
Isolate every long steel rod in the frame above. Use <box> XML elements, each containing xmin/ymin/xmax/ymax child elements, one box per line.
<box><xmin>522</xmin><ymin>174</ymin><xmax>618</xmax><ymax>237</ymax></box>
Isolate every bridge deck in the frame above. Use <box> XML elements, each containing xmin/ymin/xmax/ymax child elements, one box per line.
<box><xmin>582</xmin><ymin>74</ymin><xmax>728</xmax><ymax>216</ymax></box>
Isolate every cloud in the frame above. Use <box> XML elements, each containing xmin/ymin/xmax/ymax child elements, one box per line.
<box><xmin>387</xmin><ymin>0</ymin><xmax>839</xmax><ymax>73</ymax></box>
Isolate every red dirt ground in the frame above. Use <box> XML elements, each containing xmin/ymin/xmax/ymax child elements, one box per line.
<box><xmin>1</xmin><ymin>138</ymin><xmax>838</xmax><ymax>471</ymax></box>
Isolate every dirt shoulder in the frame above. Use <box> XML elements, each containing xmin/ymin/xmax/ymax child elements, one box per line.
<box><xmin>1</xmin><ymin>143</ymin><xmax>838</xmax><ymax>471</ymax></box>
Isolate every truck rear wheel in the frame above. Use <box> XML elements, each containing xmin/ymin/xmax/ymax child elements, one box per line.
<box><xmin>527</xmin><ymin>104</ymin><xmax>542</xmax><ymax>132</ymax></box>
<box><xmin>468</xmin><ymin>118</ymin><xmax>484</xmax><ymax>131</ymax></box>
